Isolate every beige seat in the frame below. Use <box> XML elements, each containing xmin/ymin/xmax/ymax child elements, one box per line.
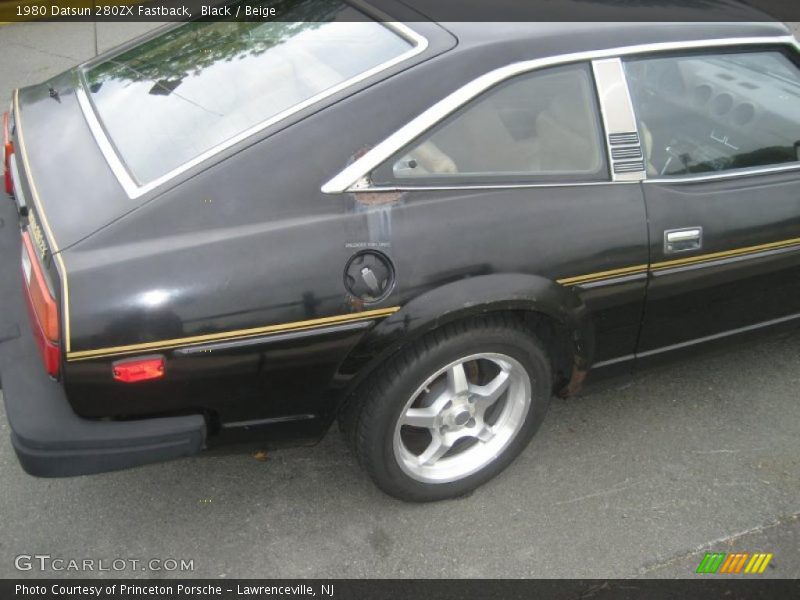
<box><xmin>638</xmin><ymin>121</ymin><xmax>659</xmax><ymax>176</ymax></box>
<box><xmin>532</xmin><ymin>97</ymin><xmax>601</xmax><ymax>174</ymax></box>
<box><xmin>404</xmin><ymin>100</ymin><xmax>541</xmax><ymax>176</ymax></box>
<box><xmin>451</xmin><ymin>102</ymin><xmax>541</xmax><ymax>173</ymax></box>
<box><xmin>406</xmin><ymin>141</ymin><xmax>458</xmax><ymax>175</ymax></box>
<box><xmin>402</xmin><ymin>75</ymin><xmax>610</xmax><ymax>177</ymax></box>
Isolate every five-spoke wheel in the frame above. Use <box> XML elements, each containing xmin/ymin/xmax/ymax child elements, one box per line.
<box><xmin>393</xmin><ymin>353</ymin><xmax>531</xmax><ymax>483</ymax></box>
<box><xmin>341</xmin><ymin>315</ymin><xmax>553</xmax><ymax>502</ymax></box>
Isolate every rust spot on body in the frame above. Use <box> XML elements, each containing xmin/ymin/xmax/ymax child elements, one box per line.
<box><xmin>559</xmin><ymin>365</ymin><xmax>587</xmax><ymax>398</ymax></box>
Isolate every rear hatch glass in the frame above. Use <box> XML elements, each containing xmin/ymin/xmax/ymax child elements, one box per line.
<box><xmin>81</xmin><ymin>0</ymin><xmax>416</xmax><ymax>184</ymax></box>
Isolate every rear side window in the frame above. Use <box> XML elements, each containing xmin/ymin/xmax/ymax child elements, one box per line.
<box><xmin>373</xmin><ymin>63</ymin><xmax>607</xmax><ymax>184</ymax></box>
<box><xmin>82</xmin><ymin>0</ymin><xmax>415</xmax><ymax>184</ymax></box>
<box><xmin>624</xmin><ymin>50</ymin><xmax>800</xmax><ymax>177</ymax></box>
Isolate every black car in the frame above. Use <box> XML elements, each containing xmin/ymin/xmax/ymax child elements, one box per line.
<box><xmin>1</xmin><ymin>1</ymin><xmax>799</xmax><ymax>501</ymax></box>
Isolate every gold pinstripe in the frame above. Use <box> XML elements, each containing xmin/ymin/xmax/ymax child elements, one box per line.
<box><xmin>557</xmin><ymin>264</ymin><xmax>648</xmax><ymax>286</ymax></box>
<box><xmin>651</xmin><ymin>236</ymin><xmax>800</xmax><ymax>271</ymax></box>
<box><xmin>65</xmin><ymin>306</ymin><xmax>401</xmax><ymax>361</ymax></box>
<box><xmin>558</xmin><ymin>236</ymin><xmax>800</xmax><ymax>287</ymax></box>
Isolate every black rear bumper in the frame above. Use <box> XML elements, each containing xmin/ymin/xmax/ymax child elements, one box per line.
<box><xmin>0</xmin><ymin>196</ymin><xmax>205</xmax><ymax>477</ymax></box>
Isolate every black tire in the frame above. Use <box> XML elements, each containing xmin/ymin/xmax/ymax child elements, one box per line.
<box><xmin>339</xmin><ymin>314</ymin><xmax>552</xmax><ymax>502</ymax></box>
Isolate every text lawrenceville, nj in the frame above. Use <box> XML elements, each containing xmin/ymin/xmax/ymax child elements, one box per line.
<box><xmin>16</xmin><ymin>584</ymin><xmax>321</xmax><ymax>596</ymax></box>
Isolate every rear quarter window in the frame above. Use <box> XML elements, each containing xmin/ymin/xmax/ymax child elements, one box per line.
<box><xmin>372</xmin><ymin>63</ymin><xmax>607</xmax><ymax>185</ymax></box>
<box><xmin>82</xmin><ymin>0</ymin><xmax>417</xmax><ymax>184</ymax></box>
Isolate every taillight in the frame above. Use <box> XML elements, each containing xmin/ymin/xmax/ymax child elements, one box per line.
<box><xmin>21</xmin><ymin>231</ymin><xmax>60</xmax><ymax>377</ymax></box>
<box><xmin>3</xmin><ymin>111</ymin><xmax>12</xmax><ymax>195</ymax></box>
<box><xmin>112</xmin><ymin>356</ymin><xmax>165</xmax><ymax>383</ymax></box>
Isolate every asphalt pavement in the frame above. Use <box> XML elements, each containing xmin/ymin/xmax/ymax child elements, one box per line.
<box><xmin>0</xmin><ymin>21</ymin><xmax>798</xmax><ymax>580</ymax></box>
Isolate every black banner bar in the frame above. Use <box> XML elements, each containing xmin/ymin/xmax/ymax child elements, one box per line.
<box><xmin>3</xmin><ymin>579</ymin><xmax>800</xmax><ymax>600</ymax></box>
<box><xmin>2</xmin><ymin>0</ymin><xmax>800</xmax><ymax>23</ymax></box>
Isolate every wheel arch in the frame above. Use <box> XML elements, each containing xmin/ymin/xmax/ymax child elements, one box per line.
<box><xmin>334</xmin><ymin>273</ymin><xmax>594</xmax><ymax>408</ymax></box>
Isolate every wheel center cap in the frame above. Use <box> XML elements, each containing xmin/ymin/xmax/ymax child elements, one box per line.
<box><xmin>453</xmin><ymin>411</ymin><xmax>470</xmax><ymax>427</ymax></box>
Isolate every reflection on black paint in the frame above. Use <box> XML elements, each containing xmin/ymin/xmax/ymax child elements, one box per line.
<box><xmin>100</xmin><ymin>307</ymin><xmax>184</xmax><ymax>348</ymax></box>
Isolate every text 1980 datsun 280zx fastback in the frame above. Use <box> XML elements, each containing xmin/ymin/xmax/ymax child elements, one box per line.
<box><xmin>1</xmin><ymin>0</ymin><xmax>799</xmax><ymax>501</ymax></box>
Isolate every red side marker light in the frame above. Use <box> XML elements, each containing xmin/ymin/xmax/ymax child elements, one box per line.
<box><xmin>112</xmin><ymin>356</ymin><xmax>165</xmax><ymax>383</ymax></box>
<box><xmin>3</xmin><ymin>112</ymin><xmax>13</xmax><ymax>195</ymax></box>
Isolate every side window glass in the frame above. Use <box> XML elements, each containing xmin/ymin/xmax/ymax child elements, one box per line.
<box><xmin>373</xmin><ymin>64</ymin><xmax>606</xmax><ymax>184</ymax></box>
<box><xmin>625</xmin><ymin>50</ymin><xmax>800</xmax><ymax>177</ymax></box>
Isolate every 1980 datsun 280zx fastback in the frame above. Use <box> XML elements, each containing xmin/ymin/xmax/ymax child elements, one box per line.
<box><xmin>1</xmin><ymin>1</ymin><xmax>799</xmax><ymax>501</ymax></box>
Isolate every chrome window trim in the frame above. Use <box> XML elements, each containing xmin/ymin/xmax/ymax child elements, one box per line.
<box><xmin>77</xmin><ymin>21</ymin><xmax>429</xmax><ymax>200</ymax></box>
<box><xmin>322</xmin><ymin>35</ymin><xmax>798</xmax><ymax>194</ymax></box>
<box><xmin>644</xmin><ymin>162</ymin><xmax>800</xmax><ymax>184</ymax></box>
<box><xmin>334</xmin><ymin>180</ymin><xmax>640</xmax><ymax>192</ymax></box>
<box><xmin>75</xmin><ymin>84</ymin><xmax>139</xmax><ymax>191</ymax></box>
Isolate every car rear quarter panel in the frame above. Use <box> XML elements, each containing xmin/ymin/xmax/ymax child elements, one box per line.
<box><xmin>59</xmin><ymin>39</ymin><xmax>488</xmax><ymax>426</ymax></box>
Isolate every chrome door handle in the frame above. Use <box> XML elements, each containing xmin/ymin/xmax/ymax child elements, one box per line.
<box><xmin>664</xmin><ymin>227</ymin><xmax>703</xmax><ymax>254</ymax></box>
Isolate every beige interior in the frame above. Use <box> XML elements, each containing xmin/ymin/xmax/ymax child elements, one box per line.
<box><xmin>397</xmin><ymin>69</ymin><xmax>603</xmax><ymax>178</ymax></box>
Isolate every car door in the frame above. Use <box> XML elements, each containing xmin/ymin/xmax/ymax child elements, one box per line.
<box><xmin>623</xmin><ymin>46</ymin><xmax>800</xmax><ymax>356</ymax></box>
